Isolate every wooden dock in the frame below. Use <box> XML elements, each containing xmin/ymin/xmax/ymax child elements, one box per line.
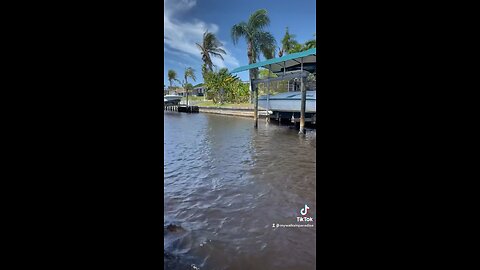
<box><xmin>164</xmin><ymin>104</ymin><xmax>199</xmax><ymax>113</ymax></box>
<box><xmin>268</xmin><ymin>111</ymin><xmax>316</xmax><ymax>125</ymax></box>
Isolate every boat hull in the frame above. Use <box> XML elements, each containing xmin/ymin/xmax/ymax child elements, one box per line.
<box><xmin>258</xmin><ymin>91</ymin><xmax>316</xmax><ymax>113</ymax></box>
<box><xmin>164</xmin><ymin>95</ymin><xmax>182</xmax><ymax>105</ymax></box>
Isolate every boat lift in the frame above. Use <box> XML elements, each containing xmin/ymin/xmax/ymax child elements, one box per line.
<box><xmin>231</xmin><ymin>48</ymin><xmax>316</xmax><ymax>134</ymax></box>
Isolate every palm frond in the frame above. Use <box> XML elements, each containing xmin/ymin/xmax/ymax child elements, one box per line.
<box><xmin>167</xmin><ymin>69</ymin><xmax>177</xmax><ymax>80</ymax></box>
<box><xmin>209</xmin><ymin>52</ymin><xmax>225</xmax><ymax>60</ymax></box>
<box><xmin>261</xmin><ymin>44</ymin><xmax>276</xmax><ymax>59</ymax></box>
<box><xmin>248</xmin><ymin>9</ymin><xmax>270</xmax><ymax>31</ymax></box>
<box><xmin>231</xmin><ymin>23</ymin><xmax>247</xmax><ymax>45</ymax></box>
<box><xmin>210</xmin><ymin>47</ymin><xmax>227</xmax><ymax>55</ymax></box>
<box><xmin>256</xmin><ymin>31</ymin><xmax>276</xmax><ymax>60</ymax></box>
<box><xmin>304</xmin><ymin>39</ymin><xmax>316</xmax><ymax>49</ymax></box>
<box><xmin>184</xmin><ymin>67</ymin><xmax>196</xmax><ymax>83</ymax></box>
<box><xmin>281</xmin><ymin>27</ymin><xmax>297</xmax><ymax>53</ymax></box>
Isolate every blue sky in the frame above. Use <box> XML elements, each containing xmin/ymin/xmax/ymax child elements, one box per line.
<box><xmin>164</xmin><ymin>0</ymin><xmax>316</xmax><ymax>87</ymax></box>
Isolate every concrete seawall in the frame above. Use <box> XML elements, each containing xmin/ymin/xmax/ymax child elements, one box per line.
<box><xmin>197</xmin><ymin>106</ymin><xmax>254</xmax><ymax>118</ymax></box>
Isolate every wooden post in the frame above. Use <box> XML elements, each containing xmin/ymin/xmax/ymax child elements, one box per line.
<box><xmin>299</xmin><ymin>57</ymin><xmax>306</xmax><ymax>135</ymax></box>
<box><xmin>254</xmin><ymin>84</ymin><xmax>258</xmax><ymax>128</ymax></box>
<box><xmin>266</xmin><ymin>65</ymin><xmax>271</xmax><ymax>124</ymax></box>
<box><xmin>250</xmin><ymin>68</ymin><xmax>256</xmax><ymax>104</ymax></box>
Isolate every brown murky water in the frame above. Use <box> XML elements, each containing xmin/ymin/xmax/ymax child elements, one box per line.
<box><xmin>164</xmin><ymin>112</ymin><xmax>316</xmax><ymax>270</ymax></box>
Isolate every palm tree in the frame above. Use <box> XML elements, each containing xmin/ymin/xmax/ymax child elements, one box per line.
<box><xmin>231</xmin><ymin>9</ymin><xmax>277</xmax><ymax>103</ymax></box>
<box><xmin>287</xmin><ymin>43</ymin><xmax>304</xmax><ymax>54</ymax></box>
<box><xmin>286</xmin><ymin>33</ymin><xmax>316</xmax><ymax>54</ymax></box>
<box><xmin>278</xmin><ymin>27</ymin><xmax>298</xmax><ymax>57</ymax></box>
<box><xmin>196</xmin><ymin>31</ymin><xmax>226</xmax><ymax>74</ymax></box>
<box><xmin>183</xmin><ymin>67</ymin><xmax>196</xmax><ymax>106</ymax></box>
<box><xmin>262</xmin><ymin>44</ymin><xmax>276</xmax><ymax>59</ymax></box>
<box><xmin>304</xmin><ymin>33</ymin><xmax>316</xmax><ymax>50</ymax></box>
<box><xmin>167</xmin><ymin>69</ymin><xmax>178</xmax><ymax>89</ymax></box>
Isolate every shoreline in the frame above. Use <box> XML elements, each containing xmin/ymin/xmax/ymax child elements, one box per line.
<box><xmin>197</xmin><ymin>106</ymin><xmax>254</xmax><ymax>118</ymax></box>
<box><xmin>170</xmin><ymin>106</ymin><xmax>315</xmax><ymax>127</ymax></box>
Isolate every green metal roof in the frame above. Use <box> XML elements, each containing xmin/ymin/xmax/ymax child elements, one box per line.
<box><xmin>231</xmin><ymin>48</ymin><xmax>316</xmax><ymax>74</ymax></box>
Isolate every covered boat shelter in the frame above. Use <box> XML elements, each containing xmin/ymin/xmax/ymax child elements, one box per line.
<box><xmin>231</xmin><ymin>48</ymin><xmax>316</xmax><ymax>134</ymax></box>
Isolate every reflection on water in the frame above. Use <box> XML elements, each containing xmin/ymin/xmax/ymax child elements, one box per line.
<box><xmin>164</xmin><ymin>112</ymin><xmax>316</xmax><ymax>270</ymax></box>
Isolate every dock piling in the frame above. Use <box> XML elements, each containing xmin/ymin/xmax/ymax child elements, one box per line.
<box><xmin>299</xmin><ymin>57</ymin><xmax>306</xmax><ymax>135</ymax></box>
<box><xmin>254</xmin><ymin>86</ymin><xmax>258</xmax><ymax>128</ymax></box>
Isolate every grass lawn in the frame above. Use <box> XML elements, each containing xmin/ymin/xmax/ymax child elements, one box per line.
<box><xmin>180</xmin><ymin>96</ymin><xmax>253</xmax><ymax>108</ymax></box>
<box><xmin>181</xmin><ymin>95</ymin><xmax>204</xmax><ymax>102</ymax></box>
<box><xmin>196</xmin><ymin>101</ymin><xmax>252</xmax><ymax>108</ymax></box>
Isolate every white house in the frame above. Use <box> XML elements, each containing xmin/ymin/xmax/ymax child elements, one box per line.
<box><xmin>193</xmin><ymin>85</ymin><xmax>206</xmax><ymax>96</ymax></box>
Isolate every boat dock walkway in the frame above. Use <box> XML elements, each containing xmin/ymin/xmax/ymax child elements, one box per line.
<box><xmin>198</xmin><ymin>107</ymin><xmax>253</xmax><ymax>118</ymax></box>
<box><xmin>164</xmin><ymin>105</ymin><xmax>199</xmax><ymax>113</ymax></box>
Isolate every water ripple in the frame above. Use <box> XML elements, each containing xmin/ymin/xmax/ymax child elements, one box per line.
<box><xmin>164</xmin><ymin>113</ymin><xmax>316</xmax><ymax>270</ymax></box>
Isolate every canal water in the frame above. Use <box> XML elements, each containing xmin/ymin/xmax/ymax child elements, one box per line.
<box><xmin>164</xmin><ymin>112</ymin><xmax>316</xmax><ymax>270</ymax></box>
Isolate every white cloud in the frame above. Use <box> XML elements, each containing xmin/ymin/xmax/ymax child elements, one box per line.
<box><xmin>164</xmin><ymin>0</ymin><xmax>197</xmax><ymax>15</ymax></box>
<box><xmin>164</xmin><ymin>47</ymin><xmax>196</xmax><ymax>62</ymax></box>
<box><xmin>164</xmin><ymin>0</ymin><xmax>239</xmax><ymax>71</ymax></box>
<box><xmin>211</xmin><ymin>52</ymin><xmax>240</xmax><ymax>70</ymax></box>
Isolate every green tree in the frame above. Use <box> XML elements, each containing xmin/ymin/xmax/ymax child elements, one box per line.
<box><xmin>184</xmin><ymin>83</ymin><xmax>194</xmax><ymax>97</ymax></box>
<box><xmin>259</xmin><ymin>69</ymin><xmax>277</xmax><ymax>79</ymax></box>
<box><xmin>287</xmin><ymin>43</ymin><xmax>304</xmax><ymax>54</ymax></box>
<box><xmin>231</xmin><ymin>9</ymin><xmax>277</xmax><ymax>102</ymax></box>
<box><xmin>203</xmin><ymin>68</ymin><xmax>244</xmax><ymax>104</ymax></box>
<box><xmin>287</xmin><ymin>33</ymin><xmax>316</xmax><ymax>53</ymax></box>
<box><xmin>304</xmin><ymin>33</ymin><xmax>316</xmax><ymax>50</ymax></box>
<box><xmin>196</xmin><ymin>31</ymin><xmax>226</xmax><ymax>74</ymax></box>
<box><xmin>258</xmin><ymin>69</ymin><xmax>284</xmax><ymax>96</ymax></box>
<box><xmin>278</xmin><ymin>27</ymin><xmax>299</xmax><ymax>57</ymax></box>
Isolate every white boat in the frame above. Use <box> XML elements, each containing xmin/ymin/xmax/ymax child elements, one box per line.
<box><xmin>258</xmin><ymin>91</ymin><xmax>316</xmax><ymax>113</ymax></box>
<box><xmin>164</xmin><ymin>95</ymin><xmax>182</xmax><ymax>105</ymax></box>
